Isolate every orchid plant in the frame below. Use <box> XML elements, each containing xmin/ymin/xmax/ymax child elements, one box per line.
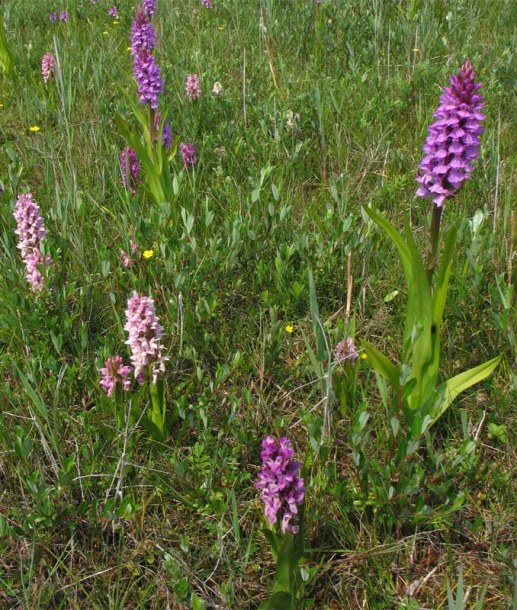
<box><xmin>116</xmin><ymin>4</ymin><xmax>178</xmax><ymax>208</ymax></box>
<box><xmin>362</xmin><ymin>60</ymin><xmax>500</xmax><ymax>452</ymax></box>
<box><xmin>256</xmin><ymin>436</ymin><xmax>307</xmax><ymax>609</ymax></box>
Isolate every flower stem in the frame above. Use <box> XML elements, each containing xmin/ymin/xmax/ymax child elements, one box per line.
<box><xmin>426</xmin><ymin>204</ymin><xmax>443</xmax><ymax>284</ymax></box>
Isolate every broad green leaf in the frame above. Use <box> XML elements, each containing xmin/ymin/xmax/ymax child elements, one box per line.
<box><xmin>364</xmin><ymin>207</ymin><xmax>433</xmax><ymax>407</ymax></box>
<box><xmin>431</xmin><ymin>355</ymin><xmax>501</xmax><ymax>424</ymax></box>
<box><xmin>426</xmin><ymin>221</ymin><xmax>460</xmax><ymax>393</ymax></box>
<box><xmin>403</xmin><ymin>215</ymin><xmax>434</xmax><ymax>405</ymax></box>
<box><xmin>262</xmin><ymin>591</ymin><xmax>293</xmax><ymax>609</ymax></box>
<box><xmin>149</xmin><ymin>379</ymin><xmax>166</xmax><ymax>439</ymax></box>
<box><xmin>0</xmin><ymin>16</ymin><xmax>12</xmax><ymax>75</ymax></box>
<box><xmin>432</xmin><ymin>220</ymin><xmax>460</xmax><ymax>328</ymax></box>
<box><xmin>361</xmin><ymin>340</ymin><xmax>400</xmax><ymax>390</ymax></box>
<box><xmin>271</xmin><ymin>533</ymin><xmax>298</xmax><ymax>598</ymax></box>
<box><xmin>115</xmin><ymin>110</ymin><xmax>173</xmax><ymax>205</ymax></box>
<box><xmin>191</xmin><ymin>592</ymin><xmax>208</xmax><ymax>610</ymax></box>
<box><xmin>263</xmin><ymin>528</ymin><xmax>280</xmax><ymax>560</ymax></box>
<box><xmin>363</xmin><ymin>207</ymin><xmax>411</xmax><ymax>291</ymax></box>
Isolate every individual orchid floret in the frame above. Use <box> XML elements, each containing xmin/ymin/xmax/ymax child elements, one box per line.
<box><xmin>133</xmin><ymin>48</ymin><xmax>164</xmax><ymax>109</ymax></box>
<box><xmin>124</xmin><ymin>291</ymin><xmax>167</xmax><ymax>383</ymax></box>
<box><xmin>108</xmin><ymin>6</ymin><xmax>119</xmax><ymax>18</ymax></box>
<box><xmin>99</xmin><ymin>356</ymin><xmax>132</xmax><ymax>397</ymax></box>
<box><xmin>120</xmin><ymin>147</ymin><xmax>140</xmax><ymax>194</ymax></box>
<box><xmin>185</xmin><ymin>73</ymin><xmax>201</xmax><ymax>100</ymax></box>
<box><xmin>41</xmin><ymin>53</ymin><xmax>55</xmax><ymax>83</ymax></box>
<box><xmin>416</xmin><ymin>60</ymin><xmax>485</xmax><ymax>207</ymax></box>
<box><xmin>255</xmin><ymin>436</ymin><xmax>305</xmax><ymax>534</ymax></box>
<box><xmin>334</xmin><ymin>336</ymin><xmax>359</xmax><ymax>364</ymax></box>
<box><xmin>59</xmin><ymin>11</ymin><xmax>69</xmax><ymax>22</ymax></box>
<box><xmin>131</xmin><ymin>7</ymin><xmax>156</xmax><ymax>55</ymax></box>
<box><xmin>201</xmin><ymin>0</ymin><xmax>212</xmax><ymax>7</ymax></box>
<box><xmin>180</xmin><ymin>142</ymin><xmax>197</xmax><ymax>168</ymax></box>
<box><xmin>49</xmin><ymin>12</ymin><xmax>58</xmax><ymax>22</ymax></box>
<box><xmin>13</xmin><ymin>193</ymin><xmax>51</xmax><ymax>291</ymax></box>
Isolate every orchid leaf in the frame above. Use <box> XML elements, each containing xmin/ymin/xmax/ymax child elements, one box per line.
<box><xmin>403</xmin><ymin>215</ymin><xmax>434</xmax><ymax>404</ymax></box>
<box><xmin>0</xmin><ymin>16</ymin><xmax>12</xmax><ymax>75</ymax></box>
<box><xmin>424</xmin><ymin>220</ymin><xmax>461</xmax><ymax>397</ymax></box>
<box><xmin>271</xmin><ymin>533</ymin><xmax>297</xmax><ymax>596</ymax></box>
<box><xmin>432</xmin><ymin>220</ymin><xmax>460</xmax><ymax>328</ymax></box>
<box><xmin>364</xmin><ymin>207</ymin><xmax>433</xmax><ymax>407</ymax></box>
<box><xmin>361</xmin><ymin>340</ymin><xmax>400</xmax><ymax>390</ymax></box>
<box><xmin>431</xmin><ymin>355</ymin><xmax>501</xmax><ymax>425</ymax></box>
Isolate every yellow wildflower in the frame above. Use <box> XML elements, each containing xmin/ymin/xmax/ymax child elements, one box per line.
<box><xmin>360</xmin><ymin>353</ymin><xmax>368</xmax><ymax>360</ymax></box>
<box><xmin>143</xmin><ymin>250</ymin><xmax>154</xmax><ymax>259</ymax></box>
<box><xmin>285</xmin><ymin>324</ymin><xmax>294</xmax><ymax>334</ymax></box>
<box><xmin>29</xmin><ymin>126</ymin><xmax>41</xmax><ymax>132</ymax></box>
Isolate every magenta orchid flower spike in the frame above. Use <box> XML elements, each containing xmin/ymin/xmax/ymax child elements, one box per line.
<box><xmin>416</xmin><ymin>60</ymin><xmax>485</xmax><ymax>208</ymax></box>
<box><xmin>256</xmin><ymin>436</ymin><xmax>305</xmax><ymax>534</ymax></box>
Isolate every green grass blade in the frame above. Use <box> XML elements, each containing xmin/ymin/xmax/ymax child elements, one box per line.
<box><xmin>13</xmin><ymin>365</ymin><xmax>48</xmax><ymax>420</ymax></box>
<box><xmin>308</xmin><ymin>267</ymin><xmax>327</xmax><ymax>362</ymax></box>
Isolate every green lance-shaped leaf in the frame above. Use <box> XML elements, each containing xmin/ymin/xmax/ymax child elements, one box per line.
<box><xmin>403</xmin><ymin>215</ymin><xmax>434</xmax><ymax>405</ymax></box>
<box><xmin>115</xmin><ymin>88</ymin><xmax>175</xmax><ymax>205</ymax></box>
<box><xmin>271</xmin><ymin>533</ymin><xmax>298</xmax><ymax>598</ymax></box>
<box><xmin>423</xmin><ymin>220</ymin><xmax>461</xmax><ymax>396</ymax></box>
<box><xmin>260</xmin><ymin>591</ymin><xmax>293</xmax><ymax>610</ymax></box>
<box><xmin>116</xmin><ymin>114</ymin><xmax>169</xmax><ymax>205</ymax></box>
<box><xmin>431</xmin><ymin>355</ymin><xmax>501</xmax><ymax>426</ymax></box>
<box><xmin>431</xmin><ymin>220</ymin><xmax>460</xmax><ymax>330</ymax></box>
<box><xmin>361</xmin><ymin>340</ymin><xmax>400</xmax><ymax>390</ymax></box>
<box><xmin>363</xmin><ymin>207</ymin><xmax>433</xmax><ymax>407</ymax></box>
<box><xmin>0</xmin><ymin>16</ymin><xmax>12</xmax><ymax>75</ymax></box>
<box><xmin>148</xmin><ymin>379</ymin><xmax>167</xmax><ymax>442</ymax></box>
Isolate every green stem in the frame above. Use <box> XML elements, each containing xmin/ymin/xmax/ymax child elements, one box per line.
<box><xmin>426</xmin><ymin>204</ymin><xmax>443</xmax><ymax>285</ymax></box>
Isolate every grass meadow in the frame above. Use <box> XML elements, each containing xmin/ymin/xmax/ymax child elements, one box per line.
<box><xmin>0</xmin><ymin>0</ymin><xmax>516</xmax><ymax>608</ymax></box>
